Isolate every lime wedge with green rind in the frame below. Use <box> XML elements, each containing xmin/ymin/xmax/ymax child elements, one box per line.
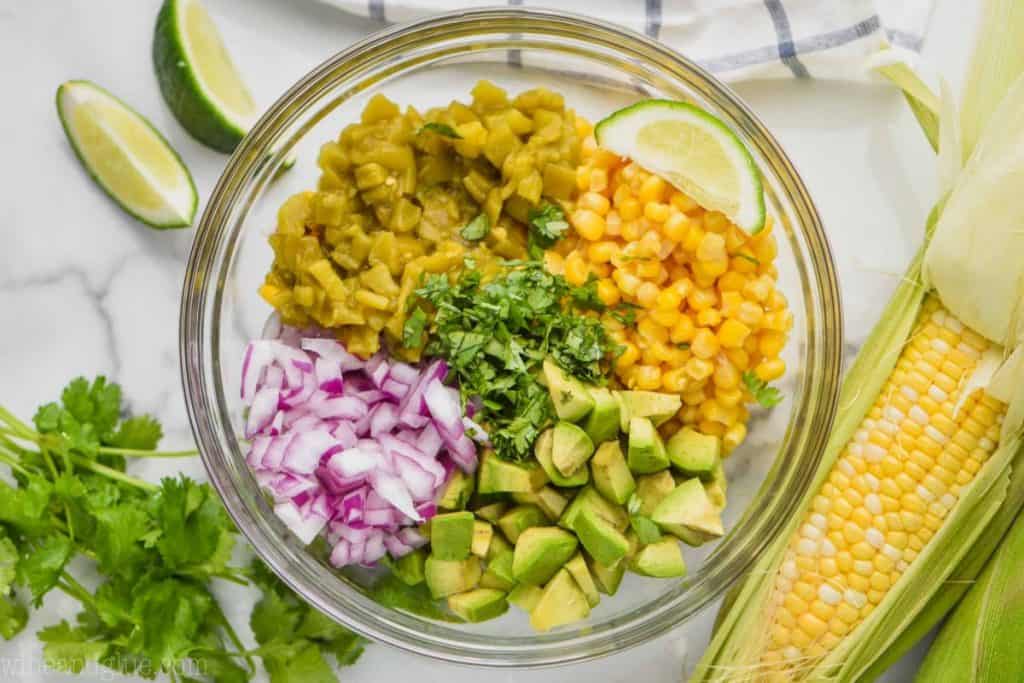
<box><xmin>153</xmin><ymin>0</ymin><xmax>257</xmax><ymax>153</ymax></box>
<box><xmin>56</xmin><ymin>80</ymin><xmax>197</xmax><ymax>229</ymax></box>
<box><xmin>595</xmin><ymin>100</ymin><xmax>766</xmax><ymax>234</ymax></box>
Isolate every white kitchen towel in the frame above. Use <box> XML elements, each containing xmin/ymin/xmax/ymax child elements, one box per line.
<box><xmin>317</xmin><ymin>0</ymin><xmax>935</xmax><ymax>81</ymax></box>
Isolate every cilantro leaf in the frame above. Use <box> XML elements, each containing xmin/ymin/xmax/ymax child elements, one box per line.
<box><xmin>37</xmin><ymin>621</ymin><xmax>110</xmax><ymax>673</ymax></box>
<box><xmin>107</xmin><ymin>415</ymin><xmax>163</xmax><ymax>450</ymax></box>
<box><xmin>630</xmin><ymin>515</ymin><xmax>662</xmax><ymax>545</ymax></box>
<box><xmin>265</xmin><ymin>642</ymin><xmax>337</xmax><ymax>683</ymax></box>
<box><xmin>0</xmin><ymin>534</ymin><xmax>19</xmax><ymax>597</ymax></box>
<box><xmin>128</xmin><ymin>578</ymin><xmax>213</xmax><ymax>669</ymax></box>
<box><xmin>627</xmin><ymin>493</ymin><xmax>642</xmax><ymax>517</ymax></box>
<box><xmin>61</xmin><ymin>376</ymin><xmax>121</xmax><ymax>438</ymax></box>
<box><xmin>610</xmin><ymin>302</ymin><xmax>639</xmax><ymax>326</ymax></box>
<box><xmin>0</xmin><ymin>595</ymin><xmax>27</xmax><ymax>639</ymax></box>
<box><xmin>0</xmin><ymin>475</ymin><xmax>52</xmax><ymax>533</ymax></box>
<box><xmin>569</xmin><ymin>274</ymin><xmax>605</xmax><ymax>312</ymax></box>
<box><xmin>92</xmin><ymin>504</ymin><xmax>151</xmax><ymax>580</ymax></box>
<box><xmin>18</xmin><ymin>534</ymin><xmax>73</xmax><ymax>605</ymax></box>
<box><xmin>460</xmin><ymin>213</ymin><xmax>491</xmax><ymax>241</ymax></box>
<box><xmin>402</xmin><ymin>306</ymin><xmax>428</xmax><ymax>348</ymax></box>
<box><xmin>418</xmin><ymin>122</ymin><xmax>462</xmax><ymax>139</ymax></box>
<box><xmin>151</xmin><ymin>476</ymin><xmax>233</xmax><ymax>574</ymax></box>
<box><xmin>743</xmin><ymin>371</ymin><xmax>784</xmax><ymax>408</ymax></box>
<box><xmin>527</xmin><ymin>203</ymin><xmax>569</xmax><ymax>249</ymax></box>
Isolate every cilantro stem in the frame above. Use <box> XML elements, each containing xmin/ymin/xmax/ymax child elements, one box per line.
<box><xmin>0</xmin><ymin>447</ymin><xmax>30</xmax><ymax>476</ymax></box>
<box><xmin>213</xmin><ymin>604</ymin><xmax>256</xmax><ymax>673</ymax></box>
<box><xmin>0</xmin><ymin>406</ymin><xmax>36</xmax><ymax>439</ymax></box>
<box><xmin>96</xmin><ymin>446</ymin><xmax>198</xmax><ymax>458</ymax></box>
<box><xmin>57</xmin><ymin>573</ymin><xmax>98</xmax><ymax>612</ymax></box>
<box><xmin>68</xmin><ymin>453</ymin><xmax>159</xmax><ymax>492</ymax></box>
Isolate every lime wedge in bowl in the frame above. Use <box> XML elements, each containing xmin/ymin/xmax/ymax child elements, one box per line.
<box><xmin>153</xmin><ymin>0</ymin><xmax>257</xmax><ymax>152</ymax></box>
<box><xmin>56</xmin><ymin>81</ymin><xmax>197</xmax><ymax>229</ymax></box>
<box><xmin>595</xmin><ymin>100</ymin><xmax>766</xmax><ymax>233</ymax></box>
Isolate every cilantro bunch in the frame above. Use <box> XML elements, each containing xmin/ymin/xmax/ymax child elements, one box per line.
<box><xmin>404</xmin><ymin>260</ymin><xmax>615</xmax><ymax>462</ymax></box>
<box><xmin>0</xmin><ymin>377</ymin><xmax>365</xmax><ymax>682</ymax></box>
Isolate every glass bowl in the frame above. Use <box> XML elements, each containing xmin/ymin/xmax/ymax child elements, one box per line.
<box><xmin>179</xmin><ymin>7</ymin><xmax>843</xmax><ymax>668</ymax></box>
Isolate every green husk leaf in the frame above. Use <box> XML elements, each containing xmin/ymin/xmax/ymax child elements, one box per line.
<box><xmin>959</xmin><ymin>0</ymin><xmax>1024</xmax><ymax>161</ymax></box>
<box><xmin>913</xmin><ymin>481</ymin><xmax>1024</xmax><ymax>682</ymax></box>
<box><xmin>872</xmin><ymin>54</ymin><xmax>940</xmax><ymax>152</ymax></box>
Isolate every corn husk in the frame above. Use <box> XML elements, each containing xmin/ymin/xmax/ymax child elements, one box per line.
<box><xmin>914</xmin><ymin>496</ymin><xmax>1024</xmax><ymax>682</ymax></box>
<box><xmin>871</xmin><ymin>51</ymin><xmax>940</xmax><ymax>152</ymax></box>
<box><xmin>689</xmin><ymin>1</ymin><xmax>1024</xmax><ymax>679</ymax></box>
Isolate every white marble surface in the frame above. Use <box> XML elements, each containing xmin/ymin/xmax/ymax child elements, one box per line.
<box><xmin>0</xmin><ymin>0</ymin><xmax>978</xmax><ymax>680</ymax></box>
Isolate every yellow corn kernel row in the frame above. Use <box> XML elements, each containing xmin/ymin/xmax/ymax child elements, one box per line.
<box><xmin>758</xmin><ymin>299</ymin><xmax>1005</xmax><ymax>681</ymax></box>
<box><xmin>551</xmin><ymin>126</ymin><xmax>793</xmax><ymax>453</ymax></box>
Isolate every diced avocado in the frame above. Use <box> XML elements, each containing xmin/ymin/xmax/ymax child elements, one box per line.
<box><xmin>543</xmin><ymin>358</ymin><xmax>595</xmax><ymax>422</ymax></box>
<box><xmin>652</xmin><ymin>478</ymin><xmax>725</xmax><ymax>539</ymax></box>
<box><xmin>587</xmin><ymin>553</ymin><xmax>625</xmax><ymax>595</ymax></box>
<box><xmin>437</xmin><ymin>468</ymin><xmax>475</xmax><ymax>510</ymax></box>
<box><xmin>508</xmin><ymin>583</ymin><xmax>544</xmax><ymax>612</ymax></box>
<box><xmin>430</xmin><ymin>511</ymin><xmax>475</xmax><ymax>560</ymax></box>
<box><xmin>513</xmin><ymin>486</ymin><xmax>570</xmax><ymax>522</ymax></box>
<box><xmin>616</xmin><ymin>390</ymin><xmax>682</xmax><ymax>430</ymax></box>
<box><xmin>487</xmin><ymin>531</ymin><xmax>513</xmax><ymax>560</ymax></box>
<box><xmin>565</xmin><ymin>553</ymin><xmax>600</xmax><ymax>608</ymax></box>
<box><xmin>473</xmin><ymin>501</ymin><xmax>508</xmax><ymax>524</ymax></box>
<box><xmin>512</xmin><ymin>527</ymin><xmax>579</xmax><ymax>585</ymax></box>
<box><xmin>559</xmin><ymin>486</ymin><xmax>629</xmax><ymax>532</ymax></box>
<box><xmin>627</xmin><ymin>417</ymin><xmax>670</xmax><ymax>474</ymax></box>
<box><xmin>479</xmin><ymin>550</ymin><xmax>516</xmax><ymax>591</ymax></box>
<box><xmin>448</xmin><ymin>588</ymin><xmax>509</xmax><ymax>623</ymax></box>
<box><xmin>534</xmin><ymin>428</ymin><xmax>589</xmax><ymax>487</ymax></box>
<box><xmin>552</xmin><ymin>422</ymin><xmax>595</xmax><ymax>478</ymax></box>
<box><xmin>530</xmin><ymin>568</ymin><xmax>590</xmax><ymax>632</ymax></box>
<box><xmin>666</xmin><ymin>428</ymin><xmax>720</xmax><ymax>480</ymax></box>
<box><xmin>629</xmin><ymin>538</ymin><xmax>687</xmax><ymax>578</ymax></box>
<box><xmin>635</xmin><ymin>471</ymin><xmax>676</xmax><ymax>516</ymax></box>
<box><xmin>390</xmin><ymin>548</ymin><xmax>426</xmax><ymax>586</ymax></box>
<box><xmin>498</xmin><ymin>505</ymin><xmax>548</xmax><ymax>543</ymax></box>
<box><xmin>471</xmin><ymin>520</ymin><xmax>493</xmax><ymax>558</ymax></box>
<box><xmin>478</xmin><ymin>451</ymin><xmax>548</xmax><ymax>494</ymax></box>
<box><xmin>574</xmin><ymin>507</ymin><xmax>629</xmax><ymax>568</ymax></box>
<box><xmin>705</xmin><ymin>460</ymin><xmax>728</xmax><ymax>508</ymax></box>
<box><xmin>582</xmin><ymin>387</ymin><xmax>621</xmax><ymax>445</ymax></box>
<box><xmin>425</xmin><ymin>556</ymin><xmax>482</xmax><ymax>598</ymax></box>
<box><xmin>591</xmin><ymin>441</ymin><xmax>635</xmax><ymax>505</ymax></box>
<box><xmin>673</xmin><ymin>525</ymin><xmax>716</xmax><ymax>547</ymax></box>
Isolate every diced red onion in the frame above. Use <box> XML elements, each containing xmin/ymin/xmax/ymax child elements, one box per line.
<box><xmin>274</xmin><ymin>501</ymin><xmax>326</xmax><ymax>545</ymax></box>
<box><xmin>241</xmin><ymin>341</ymin><xmax>275</xmax><ymax>402</ymax></box>
<box><xmin>463</xmin><ymin>416</ymin><xmax>490</xmax><ymax>444</ymax></box>
<box><xmin>370</xmin><ymin>403</ymin><xmax>399</xmax><ymax>437</ymax></box>
<box><xmin>245</xmin><ymin>386</ymin><xmax>278</xmax><ymax>438</ymax></box>
<box><xmin>388</xmin><ymin>362</ymin><xmax>419</xmax><ymax>385</ymax></box>
<box><xmin>326</xmin><ymin>447</ymin><xmax>380</xmax><ymax>478</ymax></box>
<box><xmin>315</xmin><ymin>357</ymin><xmax>344</xmax><ymax>394</ymax></box>
<box><xmin>424</xmin><ymin>379</ymin><xmax>464</xmax><ymax>440</ymax></box>
<box><xmin>283</xmin><ymin>430</ymin><xmax>337</xmax><ymax>475</ymax></box>
<box><xmin>383</xmin><ymin>534</ymin><xmax>413</xmax><ymax>558</ymax></box>
<box><xmin>381</xmin><ymin>379</ymin><xmax>409</xmax><ymax>401</ymax></box>
<box><xmin>311</xmin><ymin>395</ymin><xmax>367</xmax><ymax>420</ymax></box>
<box><xmin>397</xmin><ymin>526</ymin><xmax>427</xmax><ymax>549</ymax></box>
<box><xmin>301</xmin><ymin>338</ymin><xmax>364</xmax><ymax>371</ymax></box>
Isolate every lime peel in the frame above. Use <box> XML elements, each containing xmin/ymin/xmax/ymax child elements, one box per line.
<box><xmin>595</xmin><ymin>99</ymin><xmax>766</xmax><ymax>234</ymax></box>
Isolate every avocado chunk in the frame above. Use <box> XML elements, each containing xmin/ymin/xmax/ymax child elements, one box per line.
<box><xmin>513</xmin><ymin>486</ymin><xmax>570</xmax><ymax>522</ymax></box>
<box><xmin>480</xmin><ymin>550</ymin><xmax>516</xmax><ymax>591</ymax></box>
<box><xmin>627</xmin><ymin>417</ymin><xmax>670</xmax><ymax>474</ymax></box>
<box><xmin>508</xmin><ymin>583</ymin><xmax>544</xmax><ymax>612</ymax></box>
<box><xmin>552</xmin><ymin>422</ymin><xmax>595</xmax><ymax>478</ymax></box>
<box><xmin>565</xmin><ymin>553</ymin><xmax>600</xmax><ymax>608</ymax></box>
<box><xmin>666</xmin><ymin>428</ymin><xmax>720</xmax><ymax>480</ymax></box>
<box><xmin>471</xmin><ymin>520</ymin><xmax>493</xmax><ymax>558</ymax></box>
<box><xmin>534</xmin><ymin>428</ymin><xmax>589</xmax><ymax>487</ymax></box>
<box><xmin>587</xmin><ymin>553</ymin><xmax>625</xmax><ymax>595</ymax></box>
<box><xmin>487</xmin><ymin>531</ymin><xmax>513</xmax><ymax>560</ymax></box>
<box><xmin>634</xmin><ymin>471</ymin><xmax>677</xmax><ymax>516</ymax></box>
<box><xmin>530</xmin><ymin>568</ymin><xmax>591</xmax><ymax>632</ymax></box>
<box><xmin>629</xmin><ymin>538</ymin><xmax>687</xmax><ymax>578</ymax></box>
<box><xmin>390</xmin><ymin>547</ymin><xmax>426</xmax><ymax>586</ymax></box>
<box><xmin>425</xmin><ymin>555</ymin><xmax>482</xmax><ymax>598</ymax></box>
<box><xmin>705</xmin><ymin>460</ymin><xmax>728</xmax><ymax>508</ymax></box>
<box><xmin>615</xmin><ymin>390</ymin><xmax>682</xmax><ymax>431</ymax></box>
<box><xmin>560</xmin><ymin>486</ymin><xmax>629</xmax><ymax>532</ymax></box>
<box><xmin>473</xmin><ymin>501</ymin><xmax>508</xmax><ymax>524</ymax></box>
<box><xmin>498</xmin><ymin>505</ymin><xmax>548</xmax><ymax>543</ymax></box>
<box><xmin>591</xmin><ymin>441</ymin><xmax>636</xmax><ymax>505</ymax></box>
<box><xmin>574</xmin><ymin>507</ymin><xmax>629</xmax><ymax>568</ymax></box>
<box><xmin>430</xmin><ymin>511</ymin><xmax>475</xmax><ymax>560</ymax></box>
<box><xmin>437</xmin><ymin>468</ymin><xmax>475</xmax><ymax>510</ymax></box>
<box><xmin>543</xmin><ymin>358</ymin><xmax>595</xmax><ymax>422</ymax></box>
<box><xmin>448</xmin><ymin>588</ymin><xmax>509</xmax><ymax>623</ymax></box>
<box><xmin>652</xmin><ymin>478</ymin><xmax>725</xmax><ymax>539</ymax></box>
<box><xmin>582</xmin><ymin>387</ymin><xmax>621</xmax><ymax>445</ymax></box>
<box><xmin>478</xmin><ymin>451</ymin><xmax>548</xmax><ymax>494</ymax></box>
<box><xmin>512</xmin><ymin>527</ymin><xmax>579</xmax><ymax>585</ymax></box>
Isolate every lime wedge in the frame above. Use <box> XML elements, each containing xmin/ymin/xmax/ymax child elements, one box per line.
<box><xmin>56</xmin><ymin>81</ymin><xmax>197</xmax><ymax>229</ymax></box>
<box><xmin>153</xmin><ymin>0</ymin><xmax>257</xmax><ymax>152</ymax></box>
<box><xmin>595</xmin><ymin>100</ymin><xmax>765</xmax><ymax>233</ymax></box>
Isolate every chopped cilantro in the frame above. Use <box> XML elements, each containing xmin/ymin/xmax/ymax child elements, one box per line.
<box><xmin>610</xmin><ymin>302</ymin><xmax>640</xmax><ymax>326</ymax></box>
<box><xmin>527</xmin><ymin>203</ymin><xmax>569</xmax><ymax>257</ymax></box>
<box><xmin>402</xmin><ymin>260</ymin><xmax>615</xmax><ymax>461</ymax></box>
<box><xmin>736</xmin><ymin>253</ymin><xmax>761</xmax><ymax>266</ymax></box>
<box><xmin>460</xmin><ymin>213</ymin><xmax>491</xmax><ymax>241</ymax></box>
<box><xmin>418</xmin><ymin>122</ymin><xmax>461</xmax><ymax>138</ymax></box>
<box><xmin>743</xmin><ymin>371</ymin><xmax>784</xmax><ymax>408</ymax></box>
<box><xmin>403</xmin><ymin>306</ymin><xmax>428</xmax><ymax>348</ymax></box>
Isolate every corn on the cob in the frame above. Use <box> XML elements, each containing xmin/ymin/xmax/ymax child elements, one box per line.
<box><xmin>691</xmin><ymin>2</ymin><xmax>1024</xmax><ymax>679</ymax></box>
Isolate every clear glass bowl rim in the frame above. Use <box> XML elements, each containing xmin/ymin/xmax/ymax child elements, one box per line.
<box><xmin>179</xmin><ymin>6</ymin><xmax>844</xmax><ymax>668</ymax></box>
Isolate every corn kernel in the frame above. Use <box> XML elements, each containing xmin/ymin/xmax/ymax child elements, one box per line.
<box><xmin>719</xmin><ymin>319</ymin><xmax>752</xmax><ymax>349</ymax></box>
<box><xmin>579</xmin><ymin>191</ymin><xmax>611</xmax><ymax>215</ymax></box>
<box><xmin>671</xmin><ymin>315</ymin><xmax>697</xmax><ymax>344</ymax></box>
<box><xmin>756</xmin><ymin>358</ymin><xmax>786</xmax><ymax>382</ymax></box>
<box><xmin>564</xmin><ymin>252</ymin><xmax>589</xmax><ymax>285</ymax></box>
<box><xmin>573</xmin><ymin>209</ymin><xmax>606</xmax><ymax>241</ymax></box>
<box><xmin>597</xmin><ymin>279</ymin><xmax>620</xmax><ymax>307</ymax></box>
<box><xmin>633</xmin><ymin>365</ymin><xmax>662</xmax><ymax>390</ymax></box>
<box><xmin>637</xmin><ymin>282</ymin><xmax>660</xmax><ymax>308</ymax></box>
